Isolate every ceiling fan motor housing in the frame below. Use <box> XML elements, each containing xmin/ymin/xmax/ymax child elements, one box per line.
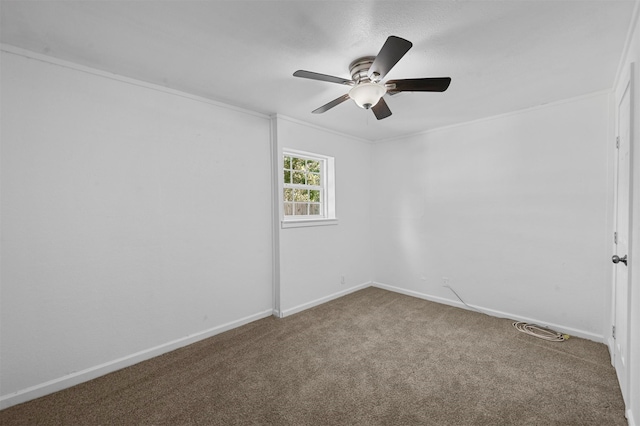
<box><xmin>349</xmin><ymin>56</ymin><xmax>376</xmax><ymax>83</ymax></box>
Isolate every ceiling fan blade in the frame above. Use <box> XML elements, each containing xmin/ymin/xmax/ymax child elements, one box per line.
<box><xmin>368</xmin><ymin>36</ymin><xmax>413</xmax><ymax>80</ymax></box>
<box><xmin>294</xmin><ymin>70</ymin><xmax>354</xmax><ymax>86</ymax></box>
<box><xmin>312</xmin><ymin>93</ymin><xmax>351</xmax><ymax>114</ymax></box>
<box><xmin>386</xmin><ymin>77</ymin><xmax>452</xmax><ymax>93</ymax></box>
<box><xmin>371</xmin><ymin>97</ymin><xmax>392</xmax><ymax>120</ymax></box>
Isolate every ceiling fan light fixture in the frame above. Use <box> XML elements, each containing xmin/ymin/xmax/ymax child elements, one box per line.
<box><xmin>349</xmin><ymin>83</ymin><xmax>386</xmax><ymax>109</ymax></box>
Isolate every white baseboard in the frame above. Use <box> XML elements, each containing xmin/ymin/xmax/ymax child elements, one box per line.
<box><xmin>372</xmin><ymin>282</ymin><xmax>604</xmax><ymax>343</ymax></box>
<box><xmin>373</xmin><ymin>282</ymin><xmax>466</xmax><ymax>310</ymax></box>
<box><xmin>628</xmin><ymin>408</ymin><xmax>636</xmax><ymax>426</ymax></box>
<box><xmin>280</xmin><ymin>282</ymin><xmax>371</xmax><ymax>318</ymax></box>
<box><xmin>0</xmin><ymin>309</ymin><xmax>273</xmax><ymax>410</ymax></box>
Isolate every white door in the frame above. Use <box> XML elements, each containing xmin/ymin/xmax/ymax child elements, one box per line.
<box><xmin>613</xmin><ymin>67</ymin><xmax>633</xmax><ymax>405</ymax></box>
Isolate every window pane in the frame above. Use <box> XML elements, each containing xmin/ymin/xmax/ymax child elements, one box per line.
<box><xmin>294</xmin><ymin>203</ymin><xmax>308</xmax><ymax>215</ymax></box>
<box><xmin>284</xmin><ymin>170</ymin><xmax>291</xmax><ymax>184</ymax></box>
<box><xmin>284</xmin><ymin>156</ymin><xmax>291</xmax><ymax>169</ymax></box>
<box><xmin>284</xmin><ymin>188</ymin><xmax>293</xmax><ymax>201</ymax></box>
<box><xmin>307</xmin><ymin>173</ymin><xmax>320</xmax><ymax>186</ymax></box>
<box><xmin>309</xmin><ymin>204</ymin><xmax>321</xmax><ymax>215</ymax></box>
<box><xmin>292</xmin><ymin>171</ymin><xmax>305</xmax><ymax>184</ymax></box>
<box><xmin>309</xmin><ymin>190</ymin><xmax>320</xmax><ymax>202</ymax></box>
<box><xmin>307</xmin><ymin>160</ymin><xmax>320</xmax><ymax>173</ymax></box>
<box><xmin>292</xmin><ymin>157</ymin><xmax>306</xmax><ymax>171</ymax></box>
<box><xmin>293</xmin><ymin>189</ymin><xmax>309</xmax><ymax>201</ymax></box>
<box><xmin>284</xmin><ymin>202</ymin><xmax>293</xmax><ymax>215</ymax></box>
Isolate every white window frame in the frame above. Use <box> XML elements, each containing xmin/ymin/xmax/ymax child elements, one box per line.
<box><xmin>281</xmin><ymin>149</ymin><xmax>337</xmax><ymax>228</ymax></box>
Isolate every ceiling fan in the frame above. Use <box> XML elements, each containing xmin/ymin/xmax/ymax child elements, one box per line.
<box><xmin>293</xmin><ymin>36</ymin><xmax>451</xmax><ymax>120</ymax></box>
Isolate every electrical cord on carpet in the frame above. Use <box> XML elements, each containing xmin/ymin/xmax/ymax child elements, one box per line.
<box><xmin>444</xmin><ymin>284</ymin><xmax>570</xmax><ymax>342</ymax></box>
<box><xmin>512</xmin><ymin>322</ymin><xmax>569</xmax><ymax>342</ymax></box>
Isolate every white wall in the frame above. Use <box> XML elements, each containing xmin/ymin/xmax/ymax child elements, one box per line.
<box><xmin>613</xmin><ymin>4</ymin><xmax>640</xmax><ymax>423</ymax></box>
<box><xmin>372</xmin><ymin>92</ymin><xmax>612</xmax><ymax>341</ymax></box>
<box><xmin>273</xmin><ymin>117</ymin><xmax>373</xmax><ymax>315</ymax></box>
<box><xmin>0</xmin><ymin>50</ymin><xmax>273</xmax><ymax>406</ymax></box>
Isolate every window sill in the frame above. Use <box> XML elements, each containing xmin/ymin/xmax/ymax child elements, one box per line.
<box><xmin>281</xmin><ymin>218</ymin><xmax>338</xmax><ymax>229</ymax></box>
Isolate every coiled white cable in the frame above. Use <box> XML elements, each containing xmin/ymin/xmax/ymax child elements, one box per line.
<box><xmin>512</xmin><ymin>321</ymin><xmax>569</xmax><ymax>342</ymax></box>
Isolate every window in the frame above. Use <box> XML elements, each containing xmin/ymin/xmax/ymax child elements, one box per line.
<box><xmin>282</xmin><ymin>149</ymin><xmax>336</xmax><ymax>227</ymax></box>
<box><xmin>283</xmin><ymin>154</ymin><xmax>323</xmax><ymax>217</ymax></box>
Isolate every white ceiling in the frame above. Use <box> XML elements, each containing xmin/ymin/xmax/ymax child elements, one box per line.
<box><xmin>1</xmin><ymin>1</ymin><xmax>637</xmax><ymax>141</ymax></box>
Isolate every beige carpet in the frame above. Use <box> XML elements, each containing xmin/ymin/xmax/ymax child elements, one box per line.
<box><xmin>0</xmin><ymin>287</ymin><xmax>626</xmax><ymax>425</ymax></box>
